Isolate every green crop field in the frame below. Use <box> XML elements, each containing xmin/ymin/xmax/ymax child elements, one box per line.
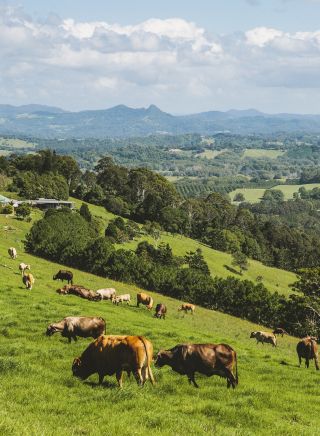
<box><xmin>230</xmin><ymin>183</ymin><xmax>320</xmax><ymax>204</ymax></box>
<box><xmin>69</xmin><ymin>198</ymin><xmax>296</xmax><ymax>296</ymax></box>
<box><xmin>242</xmin><ymin>149</ymin><xmax>285</xmax><ymax>159</ymax></box>
<box><xmin>0</xmin><ymin>208</ymin><xmax>319</xmax><ymax>435</ymax></box>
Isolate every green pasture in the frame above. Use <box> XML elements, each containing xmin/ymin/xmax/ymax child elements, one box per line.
<box><xmin>0</xmin><ymin>212</ymin><xmax>319</xmax><ymax>435</ymax></box>
<box><xmin>242</xmin><ymin>149</ymin><xmax>285</xmax><ymax>159</ymax></box>
<box><xmin>195</xmin><ymin>149</ymin><xmax>227</xmax><ymax>159</ymax></box>
<box><xmin>0</xmin><ymin>137</ymin><xmax>36</xmax><ymax>149</ymax></box>
<box><xmin>230</xmin><ymin>183</ymin><xmax>320</xmax><ymax>204</ymax></box>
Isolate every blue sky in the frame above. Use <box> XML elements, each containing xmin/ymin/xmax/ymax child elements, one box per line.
<box><xmin>2</xmin><ymin>0</ymin><xmax>320</xmax><ymax>113</ymax></box>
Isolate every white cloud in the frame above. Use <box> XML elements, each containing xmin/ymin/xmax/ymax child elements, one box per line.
<box><xmin>2</xmin><ymin>5</ymin><xmax>320</xmax><ymax>113</ymax></box>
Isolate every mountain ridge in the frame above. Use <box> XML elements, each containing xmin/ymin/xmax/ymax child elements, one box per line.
<box><xmin>1</xmin><ymin>103</ymin><xmax>320</xmax><ymax>137</ymax></box>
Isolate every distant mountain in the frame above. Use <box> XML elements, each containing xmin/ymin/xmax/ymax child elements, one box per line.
<box><xmin>1</xmin><ymin>103</ymin><xmax>320</xmax><ymax>138</ymax></box>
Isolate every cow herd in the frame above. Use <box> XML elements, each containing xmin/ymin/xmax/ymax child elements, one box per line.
<box><xmin>6</xmin><ymin>248</ymin><xmax>320</xmax><ymax>391</ymax></box>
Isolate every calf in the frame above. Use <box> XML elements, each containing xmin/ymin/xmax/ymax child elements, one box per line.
<box><xmin>46</xmin><ymin>316</ymin><xmax>106</xmax><ymax>343</ymax></box>
<box><xmin>273</xmin><ymin>327</ymin><xmax>288</xmax><ymax>337</ymax></box>
<box><xmin>137</xmin><ymin>292</ymin><xmax>153</xmax><ymax>310</ymax></box>
<box><xmin>23</xmin><ymin>273</ymin><xmax>35</xmax><ymax>290</ymax></box>
<box><xmin>53</xmin><ymin>270</ymin><xmax>73</xmax><ymax>285</ymax></box>
<box><xmin>56</xmin><ymin>285</ymin><xmax>102</xmax><ymax>301</ymax></box>
<box><xmin>155</xmin><ymin>343</ymin><xmax>238</xmax><ymax>389</ymax></box>
<box><xmin>96</xmin><ymin>288</ymin><xmax>116</xmax><ymax>300</ymax></box>
<box><xmin>8</xmin><ymin>247</ymin><xmax>17</xmax><ymax>259</ymax></box>
<box><xmin>154</xmin><ymin>303</ymin><xmax>167</xmax><ymax>319</ymax></box>
<box><xmin>250</xmin><ymin>331</ymin><xmax>277</xmax><ymax>347</ymax></box>
<box><xmin>297</xmin><ymin>336</ymin><xmax>319</xmax><ymax>370</ymax></box>
<box><xmin>112</xmin><ymin>294</ymin><xmax>131</xmax><ymax>305</ymax></box>
<box><xmin>19</xmin><ymin>263</ymin><xmax>30</xmax><ymax>276</ymax></box>
<box><xmin>178</xmin><ymin>303</ymin><xmax>195</xmax><ymax>314</ymax></box>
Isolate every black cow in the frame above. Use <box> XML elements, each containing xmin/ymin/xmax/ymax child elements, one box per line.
<box><xmin>155</xmin><ymin>343</ymin><xmax>238</xmax><ymax>388</ymax></box>
<box><xmin>154</xmin><ymin>303</ymin><xmax>167</xmax><ymax>319</ymax></box>
<box><xmin>53</xmin><ymin>270</ymin><xmax>73</xmax><ymax>284</ymax></box>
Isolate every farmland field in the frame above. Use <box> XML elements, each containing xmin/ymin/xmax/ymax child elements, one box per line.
<box><xmin>242</xmin><ymin>149</ymin><xmax>285</xmax><ymax>159</ymax></box>
<box><xmin>0</xmin><ymin>208</ymin><xmax>319</xmax><ymax>435</ymax></box>
<box><xmin>0</xmin><ymin>137</ymin><xmax>36</xmax><ymax>149</ymax></box>
<box><xmin>195</xmin><ymin>149</ymin><xmax>227</xmax><ymax>159</ymax></box>
<box><xmin>230</xmin><ymin>183</ymin><xmax>320</xmax><ymax>203</ymax></box>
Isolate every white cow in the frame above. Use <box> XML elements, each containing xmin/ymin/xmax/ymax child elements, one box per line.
<box><xmin>19</xmin><ymin>263</ymin><xmax>30</xmax><ymax>276</ymax></box>
<box><xmin>8</xmin><ymin>247</ymin><xmax>17</xmax><ymax>259</ymax></box>
<box><xmin>112</xmin><ymin>294</ymin><xmax>131</xmax><ymax>305</ymax></box>
<box><xmin>96</xmin><ymin>288</ymin><xmax>116</xmax><ymax>300</ymax></box>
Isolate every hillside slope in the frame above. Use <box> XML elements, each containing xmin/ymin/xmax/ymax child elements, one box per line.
<box><xmin>71</xmin><ymin>198</ymin><xmax>296</xmax><ymax>296</ymax></box>
<box><xmin>0</xmin><ymin>209</ymin><xmax>319</xmax><ymax>435</ymax></box>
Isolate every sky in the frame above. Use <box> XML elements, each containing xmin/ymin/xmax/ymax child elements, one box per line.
<box><xmin>2</xmin><ymin>0</ymin><xmax>320</xmax><ymax>113</ymax></box>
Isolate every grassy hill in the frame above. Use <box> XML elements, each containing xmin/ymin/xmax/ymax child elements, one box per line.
<box><xmin>0</xmin><ymin>208</ymin><xmax>319</xmax><ymax>434</ymax></box>
<box><xmin>230</xmin><ymin>183</ymin><xmax>320</xmax><ymax>204</ymax></box>
<box><xmin>71</xmin><ymin>198</ymin><xmax>296</xmax><ymax>296</ymax></box>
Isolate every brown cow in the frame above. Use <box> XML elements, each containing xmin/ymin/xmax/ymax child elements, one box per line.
<box><xmin>72</xmin><ymin>335</ymin><xmax>155</xmax><ymax>387</ymax></box>
<box><xmin>297</xmin><ymin>336</ymin><xmax>319</xmax><ymax>370</ymax></box>
<box><xmin>154</xmin><ymin>303</ymin><xmax>167</xmax><ymax>319</ymax></box>
<box><xmin>250</xmin><ymin>331</ymin><xmax>277</xmax><ymax>347</ymax></box>
<box><xmin>56</xmin><ymin>285</ymin><xmax>101</xmax><ymax>301</ymax></box>
<box><xmin>22</xmin><ymin>273</ymin><xmax>35</xmax><ymax>290</ymax></box>
<box><xmin>137</xmin><ymin>292</ymin><xmax>153</xmax><ymax>310</ymax></box>
<box><xmin>46</xmin><ymin>316</ymin><xmax>106</xmax><ymax>343</ymax></box>
<box><xmin>155</xmin><ymin>343</ymin><xmax>238</xmax><ymax>388</ymax></box>
<box><xmin>178</xmin><ymin>303</ymin><xmax>195</xmax><ymax>314</ymax></box>
<box><xmin>273</xmin><ymin>327</ymin><xmax>288</xmax><ymax>337</ymax></box>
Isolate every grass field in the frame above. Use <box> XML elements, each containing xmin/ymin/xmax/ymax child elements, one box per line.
<box><xmin>242</xmin><ymin>149</ymin><xmax>285</xmax><ymax>159</ymax></box>
<box><xmin>0</xmin><ymin>210</ymin><xmax>319</xmax><ymax>435</ymax></box>
<box><xmin>195</xmin><ymin>149</ymin><xmax>227</xmax><ymax>159</ymax></box>
<box><xmin>69</xmin><ymin>198</ymin><xmax>296</xmax><ymax>296</ymax></box>
<box><xmin>230</xmin><ymin>183</ymin><xmax>320</xmax><ymax>204</ymax></box>
<box><xmin>0</xmin><ymin>137</ymin><xmax>36</xmax><ymax>149</ymax></box>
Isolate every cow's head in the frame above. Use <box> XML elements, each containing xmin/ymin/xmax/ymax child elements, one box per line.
<box><xmin>72</xmin><ymin>357</ymin><xmax>92</xmax><ymax>380</ymax></box>
<box><xmin>53</xmin><ymin>274</ymin><xmax>57</xmax><ymax>280</ymax></box>
<box><xmin>250</xmin><ymin>331</ymin><xmax>257</xmax><ymax>338</ymax></box>
<box><xmin>46</xmin><ymin>324</ymin><xmax>56</xmax><ymax>336</ymax></box>
<box><xmin>154</xmin><ymin>350</ymin><xmax>173</xmax><ymax>368</ymax></box>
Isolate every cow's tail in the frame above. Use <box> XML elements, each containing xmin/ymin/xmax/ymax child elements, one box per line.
<box><xmin>138</xmin><ymin>336</ymin><xmax>155</xmax><ymax>385</ymax></box>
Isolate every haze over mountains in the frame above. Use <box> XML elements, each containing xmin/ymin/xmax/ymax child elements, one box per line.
<box><xmin>2</xmin><ymin>104</ymin><xmax>320</xmax><ymax>138</ymax></box>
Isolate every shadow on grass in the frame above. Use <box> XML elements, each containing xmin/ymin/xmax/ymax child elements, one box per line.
<box><xmin>224</xmin><ymin>265</ymin><xmax>242</xmax><ymax>275</ymax></box>
<box><xmin>84</xmin><ymin>380</ymin><xmax>117</xmax><ymax>389</ymax></box>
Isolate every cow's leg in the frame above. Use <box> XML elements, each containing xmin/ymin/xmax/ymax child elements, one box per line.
<box><xmin>306</xmin><ymin>358</ymin><xmax>309</xmax><ymax>368</ymax></box>
<box><xmin>116</xmin><ymin>370</ymin><xmax>123</xmax><ymax>388</ymax></box>
<box><xmin>298</xmin><ymin>355</ymin><xmax>302</xmax><ymax>367</ymax></box>
<box><xmin>224</xmin><ymin>369</ymin><xmax>237</xmax><ymax>389</ymax></box>
<box><xmin>187</xmin><ymin>373</ymin><xmax>199</xmax><ymax>388</ymax></box>
<box><xmin>73</xmin><ymin>335</ymin><xmax>77</xmax><ymax>342</ymax></box>
<box><xmin>68</xmin><ymin>336</ymin><xmax>72</xmax><ymax>344</ymax></box>
<box><xmin>134</xmin><ymin>369</ymin><xmax>143</xmax><ymax>386</ymax></box>
<box><xmin>315</xmin><ymin>357</ymin><xmax>319</xmax><ymax>371</ymax></box>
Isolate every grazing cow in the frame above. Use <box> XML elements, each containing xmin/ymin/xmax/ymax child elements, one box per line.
<box><xmin>178</xmin><ymin>303</ymin><xmax>195</xmax><ymax>315</ymax></box>
<box><xmin>154</xmin><ymin>303</ymin><xmax>167</xmax><ymax>319</ymax></box>
<box><xmin>19</xmin><ymin>263</ymin><xmax>30</xmax><ymax>276</ymax></box>
<box><xmin>297</xmin><ymin>336</ymin><xmax>319</xmax><ymax>370</ymax></box>
<box><xmin>137</xmin><ymin>292</ymin><xmax>153</xmax><ymax>310</ymax></box>
<box><xmin>155</xmin><ymin>343</ymin><xmax>238</xmax><ymax>389</ymax></box>
<box><xmin>53</xmin><ymin>270</ymin><xmax>73</xmax><ymax>285</ymax></box>
<box><xmin>23</xmin><ymin>273</ymin><xmax>34</xmax><ymax>290</ymax></box>
<box><xmin>112</xmin><ymin>294</ymin><xmax>131</xmax><ymax>305</ymax></box>
<box><xmin>72</xmin><ymin>335</ymin><xmax>155</xmax><ymax>387</ymax></box>
<box><xmin>8</xmin><ymin>247</ymin><xmax>17</xmax><ymax>259</ymax></box>
<box><xmin>56</xmin><ymin>285</ymin><xmax>101</xmax><ymax>301</ymax></box>
<box><xmin>273</xmin><ymin>327</ymin><xmax>288</xmax><ymax>337</ymax></box>
<box><xmin>250</xmin><ymin>331</ymin><xmax>277</xmax><ymax>347</ymax></box>
<box><xmin>46</xmin><ymin>316</ymin><xmax>106</xmax><ymax>343</ymax></box>
<box><xmin>96</xmin><ymin>288</ymin><xmax>116</xmax><ymax>300</ymax></box>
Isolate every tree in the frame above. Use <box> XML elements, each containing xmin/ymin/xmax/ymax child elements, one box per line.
<box><xmin>15</xmin><ymin>203</ymin><xmax>31</xmax><ymax>220</ymax></box>
<box><xmin>143</xmin><ymin>221</ymin><xmax>162</xmax><ymax>246</ymax></box>
<box><xmin>185</xmin><ymin>248</ymin><xmax>210</xmax><ymax>276</ymax></box>
<box><xmin>231</xmin><ymin>251</ymin><xmax>249</xmax><ymax>275</ymax></box>
<box><xmin>262</xmin><ymin>189</ymin><xmax>284</xmax><ymax>202</ymax></box>
<box><xmin>79</xmin><ymin>203</ymin><xmax>92</xmax><ymax>222</ymax></box>
<box><xmin>234</xmin><ymin>192</ymin><xmax>245</xmax><ymax>202</ymax></box>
